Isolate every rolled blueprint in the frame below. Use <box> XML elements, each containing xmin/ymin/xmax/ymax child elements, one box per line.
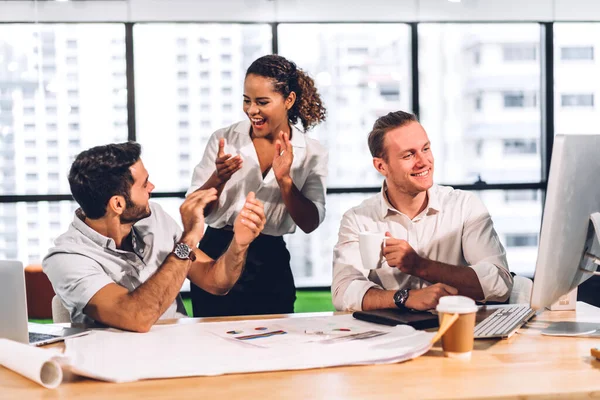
<box><xmin>0</xmin><ymin>339</ymin><xmax>63</xmax><ymax>389</ymax></box>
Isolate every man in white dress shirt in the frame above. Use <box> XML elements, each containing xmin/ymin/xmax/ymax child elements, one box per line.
<box><xmin>332</xmin><ymin>111</ymin><xmax>513</xmax><ymax>312</ymax></box>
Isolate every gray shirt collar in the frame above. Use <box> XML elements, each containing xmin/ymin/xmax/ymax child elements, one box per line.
<box><xmin>71</xmin><ymin>208</ymin><xmax>146</xmax><ymax>254</ymax></box>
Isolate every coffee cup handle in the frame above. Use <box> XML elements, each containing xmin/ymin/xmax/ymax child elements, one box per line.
<box><xmin>430</xmin><ymin>313</ymin><xmax>460</xmax><ymax>344</ymax></box>
<box><xmin>380</xmin><ymin>237</ymin><xmax>388</xmax><ymax>267</ymax></box>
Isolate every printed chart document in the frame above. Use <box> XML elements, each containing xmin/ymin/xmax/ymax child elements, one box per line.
<box><xmin>64</xmin><ymin>314</ymin><xmax>434</xmax><ymax>383</ymax></box>
<box><xmin>1</xmin><ymin>314</ymin><xmax>435</xmax><ymax>387</ymax></box>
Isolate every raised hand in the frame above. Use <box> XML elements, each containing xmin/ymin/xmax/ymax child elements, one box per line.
<box><xmin>233</xmin><ymin>192</ymin><xmax>266</xmax><ymax>247</ymax></box>
<box><xmin>215</xmin><ymin>138</ymin><xmax>243</xmax><ymax>184</ymax></box>
<box><xmin>179</xmin><ymin>188</ymin><xmax>218</xmax><ymax>245</ymax></box>
<box><xmin>272</xmin><ymin>131</ymin><xmax>293</xmax><ymax>184</ymax></box>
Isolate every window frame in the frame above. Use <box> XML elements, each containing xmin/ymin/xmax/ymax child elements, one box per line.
<box><xmin>0</xmin><ymin>20</ymin><xmax>563</xmax><ymax>287</ymax></box>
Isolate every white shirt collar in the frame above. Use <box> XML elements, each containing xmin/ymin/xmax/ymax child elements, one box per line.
<box><xmin>232</xmin><ymin>120</ymin><xmax>306</xmax><ymax>148</ymax></box>
<box><xmin>379</xmin><ymin>181</ymin><xmax>441</xmax><ymax>220</ymax></box>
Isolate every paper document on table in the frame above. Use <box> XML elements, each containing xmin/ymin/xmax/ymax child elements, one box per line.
<box><xmin>199</xmin><ymin>314</ymin><xmax>390</xmax><ymax>347</ymax></box>
<box><xmin>0</xmin><ymin>339</ymin><xmax>65</xmax><ymax>388</ymax></box>
<box><xmin>63</xmin><ymin>314</ymin><xmax>434</xmax><ymax>383</ymax></box>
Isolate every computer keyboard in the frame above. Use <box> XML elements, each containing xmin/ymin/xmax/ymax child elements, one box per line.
<box><xmin>474</xmin><ymin>305</ymin><xmax>536</xmax><ymax>339</ymax></box>
<box><xmin>29</xmin><ymin>332</ymin><xmax>58</xmax><ymax>344</ymax></box>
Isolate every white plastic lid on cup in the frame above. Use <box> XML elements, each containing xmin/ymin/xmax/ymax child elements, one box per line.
<box><xmin>436</xmin><ymin>295</ymin><xmax>478</xmax><ymax>314</ymax></box>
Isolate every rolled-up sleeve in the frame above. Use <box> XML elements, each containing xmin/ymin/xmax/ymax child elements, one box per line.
<box><xmin>462</xmin><ymin>194</ymin><xmax>513</xmax><ymax>302</ymax></box>
<box><xmin>301</xmin><ymin>142</ymin><xmax>328</xmax><ymax>225</ymax></box>
<box><xmin>43</xmin><ymin>253</ymin><xmax>114</xmax><ymax>321</ymax></box>
<box><xmin>332</xmin><ymin>209</ymin><xmax>381</xmax><ymax>311</ymax></box>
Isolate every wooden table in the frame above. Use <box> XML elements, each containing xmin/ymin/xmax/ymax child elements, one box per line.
<box><xmin>2</xmin><ymin>303</ymin><xmax>600</xmax><ymax>399</ymax></box>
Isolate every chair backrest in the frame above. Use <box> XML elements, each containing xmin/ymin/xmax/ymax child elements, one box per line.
<box><xmin>51</xmin><ymin>295</ymin><xmax>71</xmax><ymax>323</ymax></box>
<box><xmin>509</xmin><ymin>275</ymin><xmax>533</xmax><ymax>304</ymax></box>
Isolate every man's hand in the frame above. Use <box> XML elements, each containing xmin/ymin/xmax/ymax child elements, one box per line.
<box><xmin>405</xmin><ymin>283</ymin><xmax>458</xmax><ymax>311</ymax></box>
<box><xmin>180</xmin><ymin>188</ymin><xmax>218</xmax><ymax>245</ymax></box>
<box><xmin>382</xmin><ymin>232</ymin><xmax>422</xmax><ymax>275</ymax></box>
<box><xmin>215</xmin><ymin>138</ymin><xmax>243</xmax><ymax>184</ymax></box>
<box><xmin>233</xmin><ymin>192</ymin><xmax>266</xmax><ymax>247</ymax></box>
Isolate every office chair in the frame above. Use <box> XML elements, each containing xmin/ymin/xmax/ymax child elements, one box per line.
<box><xmin>51</xmin><ymin>295</ymin><xmax>71</xmax><ymax>323</ymax></box>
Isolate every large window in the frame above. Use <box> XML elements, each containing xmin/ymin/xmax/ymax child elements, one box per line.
<box><xmin>0</xmin><ymin>201</ymin><xmax>77</xmax><ymax>263</ymax></box>
<box><xmin>286</xmin><ymin>192</ymin><xmax>374</xmax><ymax>287</ymax></box>
<box><xmin>0</xmin><ymin>24</ymin><xmax>127</xmax><ymax>264</ymax></box>
<box><xmin>133</xmin><ymin>24</ymin><xmax>272</xmax><ymax>192</ymax></box>
<box><xmin>0</xmin><ymin>20</ymin><xmax>574</xmax><ymax>284</ymax></box>
<box><xmin>554</xmin><ymin>23</ymin><xmax>600</xmax><ymax>135</ymax></box>
<box><xmin>419</xmin><ymin>24</ymin><xmax>542</xmax><ymax>185</ymax></box>
<box><xmin>476</xmin><ymin>190</ymin><xmax>542</xmax><ymax>277</ymax></box>
<box><xmin>278</xmin><ymin>24</ymin><xmax>412</xmax><ymax>189</ymax></box>
<box><xmin>0</xmin><ymin>24</ymin><xmax>127</xmax><ymax>196</ymax></box>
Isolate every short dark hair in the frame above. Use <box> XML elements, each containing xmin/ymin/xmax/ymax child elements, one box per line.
<box><xmin>246</xmin><ymin>54</ymin><xmax>326</xmax><ymax>132</ymax></box>
<box><xmin>368</xmin><ymin>111</ymin><xmax>418</xmax><ymax>160</ymax></box>
<box><xmin>68</xmin><ymin>142</ymin><xmax>141</xmax><ymax>219</ymax></box>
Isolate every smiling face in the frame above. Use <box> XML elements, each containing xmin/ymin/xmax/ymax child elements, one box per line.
<box><xmin>119</xmin><ymin>159</ymin><xmax>154</xmax><ymax>224</ymax></box>
<box><xmin>373</xmin><ymin>121</ymin><xmax>434</xmax><ymax>196</ymax></box>
<box><xmin>243</xmin><ymin>73</ymin><xmax>295</xmax><ymax>139</ymax></box>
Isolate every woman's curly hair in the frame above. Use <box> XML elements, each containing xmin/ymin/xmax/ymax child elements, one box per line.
<box><xmin>246</xmin><ymin>55</ymin><xmax>326</xmax><ymax>132</ymax></box>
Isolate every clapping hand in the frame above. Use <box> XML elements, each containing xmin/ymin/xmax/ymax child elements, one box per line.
<box><xmin>179</xmin><ymin>188</ymin><xmax>218</xmax><ymax>245</ymax></box>
<box><xmin>215</xmin><ymin>138</ymin><xmax>243</xmax><ymax>184</ymax></box>
<box><xmin>233</xmin><ymin>192</ymin><xmax>266</xmax><ymax>247</ymax></box>
<box><xmin>272</xmin><ymin>131</ymin><xmax>293</xmax><ymax>184</ymax></box>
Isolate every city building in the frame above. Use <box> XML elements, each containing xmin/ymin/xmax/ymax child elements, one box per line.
<box><xmin>1</xmin><ymin>21</ymin><xmax>599</xmax><ymax>287</ymax></box>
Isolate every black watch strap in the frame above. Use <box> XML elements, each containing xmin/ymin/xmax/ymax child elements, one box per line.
<box><xmin>393</xmin><ymin>289</ymin><xmax>410</xmax><ymax>309</ymax></box>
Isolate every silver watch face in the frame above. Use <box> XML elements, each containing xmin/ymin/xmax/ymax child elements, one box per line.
<box><xmin>174</xmin><ymin>243</ymin><xmax>191</xmax><ymax>259</ymax></box>
<box><xmin>394</xmin><ymin>289</ymin><xmax>409</xmax><ymax>307</ymax></box>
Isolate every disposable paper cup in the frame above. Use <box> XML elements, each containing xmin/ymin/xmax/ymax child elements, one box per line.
<box><xmin>436</xmin><ymin>296</ymin><xmax>478</xmax><ymax>360</ymax></box>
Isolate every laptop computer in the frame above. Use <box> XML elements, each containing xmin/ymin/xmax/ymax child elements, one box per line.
<box><xmin>0</xmin><ymin>260</ymin><xmax>88</xmax><ymax>346</ymax></box>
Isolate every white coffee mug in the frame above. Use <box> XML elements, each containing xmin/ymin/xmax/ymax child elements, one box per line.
<box><xmin>358</xmin><ymin>232</ymin><xmax>388</xmax><ymax>270</ymax></box>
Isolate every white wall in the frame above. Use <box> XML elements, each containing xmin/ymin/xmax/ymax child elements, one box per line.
<box><xmin>1</xmin><ymin>0</ymin><xmax>600</xmax><ymax>23</ymax></box>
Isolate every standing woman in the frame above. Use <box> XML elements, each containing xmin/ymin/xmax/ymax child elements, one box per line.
<box><xmin>187</xmin><ymin>54</ymin><xmax>328</xmax><ymax>317</ymax></box>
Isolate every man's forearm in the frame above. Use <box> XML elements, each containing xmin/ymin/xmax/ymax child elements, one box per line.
<box><xmin>361</xmin><ymin>288</ymin><xmax>397</xmax><ymax>311</ymax></box>
<box><xmin>415</xmin><ymin>259</ymin><xmax>484</xmax><ymax>300</ymax></box>
<box><xmin>198</xmin><ymin>172</ymin><xmax>226</xmax><ymax>216</ymax></box>
<box><xmin>122</xmin><ymin>254</ymin><xmax>191</xmax><ymax>331</ymax></box>
<box><xmin>207</xmin><ymin>240</ymin><xmax>249</xmax><ymax>294</ymax></box>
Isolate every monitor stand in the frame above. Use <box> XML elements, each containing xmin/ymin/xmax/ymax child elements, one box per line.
<box><xmin>578</xmin><ymin>212</ymin><xmax>600</xmax><ymax>276</ymax></box>
<box><xmin>542</xmin><ymin>213</ymin><xmax>600</xmax><ymax>336</ymax></box>
<box><xmin>541</xmin><ymin>321</ymin><xmax>599</xmax><ymax>337</ymax></box>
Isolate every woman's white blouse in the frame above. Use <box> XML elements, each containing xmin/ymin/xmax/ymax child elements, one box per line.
<box><xmin>187</xmin><ymin>120</ymin><xmax>328</xmax><ymax>236</ymax></box>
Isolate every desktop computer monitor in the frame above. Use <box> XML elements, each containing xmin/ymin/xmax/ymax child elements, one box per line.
<box><xmin>530</xmin><ymin>134</ymin><xmax>600</xmax><ymax>310</ymax></box>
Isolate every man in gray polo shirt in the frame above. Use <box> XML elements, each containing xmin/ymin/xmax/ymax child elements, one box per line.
<box><xmin>43</xmin><ymin>142</ymin><xmax>266</xmax><ymax>332</ymax></box>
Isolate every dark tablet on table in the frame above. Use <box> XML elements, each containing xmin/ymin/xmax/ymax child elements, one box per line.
<box><xmin>353</xmin><ymin>308</ymin><xmax>439</xmax><ymax>330</ymax></box>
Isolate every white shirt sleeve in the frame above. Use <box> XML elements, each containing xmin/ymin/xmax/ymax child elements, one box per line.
<box><xmin>300</xmin><ymin>142</ymin><xmax>328</xmax><ymax>225</ymax></box>
<box><xmin>462</xmin><ymin>193</ymin><xmax>514</xmax><ymax>302</ymax></box>
<box><xmin>332</xmin><ymin>209</ymin><xmax>381</xmax><ymax>311</ymax></box>
<box><xmin>187</xmin><ymin>131</ymin><xmax>220</xmax><ymax>197</ymax></box>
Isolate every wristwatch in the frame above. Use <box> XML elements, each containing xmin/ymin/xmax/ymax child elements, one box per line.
<box><xmin>173</xmin><ymin>242</ymin><xmax>197</xmax><ymax>262</ymax></box>
<box><xmin>393</xmin><ymin>289</ymin><xmax>410</xmax><ymax>310</ymax></box>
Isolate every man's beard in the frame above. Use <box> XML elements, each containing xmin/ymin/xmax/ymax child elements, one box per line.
<box><xmin>119</xmin><ymin>198</ymin><xmax>151</xmax><ymax>224</ymax></box>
